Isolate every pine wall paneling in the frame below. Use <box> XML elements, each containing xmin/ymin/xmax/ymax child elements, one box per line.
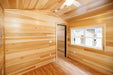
<box><xmin>0</xmin><ymin>5</ymin><xmax>4</xmax><ymax>75</ymax></box>
<box><xmin>4</xmin><ymin>9</ymin><xmax>66</xmax><ymax>75</ymax></box>
<box><xmin>67</xmin><ymin>9</ymin><xmax>113</xmax><ymax>75</ymax></box>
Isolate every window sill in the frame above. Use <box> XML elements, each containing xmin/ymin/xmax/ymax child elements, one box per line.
<box><xmin>71</xmin><ymin>44</ymin><xmax>104</xmax><ymax>51</ymax></box>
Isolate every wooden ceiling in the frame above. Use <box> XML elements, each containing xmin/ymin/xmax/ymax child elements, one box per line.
<box><xmin>0</xmin><ymin>0</ymin><xmax>113</xmax><ymax>21</ymax></box>
<box><xmin>0</xmin><ymin>0</ymin><xmax>65</xmax><ymax>10</ymax></box>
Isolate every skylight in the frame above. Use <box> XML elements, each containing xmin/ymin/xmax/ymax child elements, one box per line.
<box><xmin>60</xmin><ymin>0</ymin><xmax>80</xmax><ymax>9</ymax></box>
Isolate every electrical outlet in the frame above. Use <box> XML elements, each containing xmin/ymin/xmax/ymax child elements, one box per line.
<box><xmin>49</xmin><ymin>40</ymin><xmax>52</xmax><ymax>43</ymax></box>
<box><xmin>50</xmin><ymin>53</ymin><xmax>51</xmax><ymax>56</ymax></box>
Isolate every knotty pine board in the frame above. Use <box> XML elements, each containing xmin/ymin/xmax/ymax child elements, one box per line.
<box><xmin>67</xmin><ymin>9</ymin><xmax>113</xmax><ymax>75</ymax></box>
<box><xmin>0</xmin><ymin>5</ymin><xmax>4</xmax><ymax>75</ymax></box>
<box><xmin>4</xmin><ymin>9</ymin><xmax>66</xmax><ymax>75</ymax></box>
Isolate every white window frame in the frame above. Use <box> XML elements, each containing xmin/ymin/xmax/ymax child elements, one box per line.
<box><xmin>71</xmin><ymin>26</ymin><xmax>103</xmax><ymax>50</ymax></box>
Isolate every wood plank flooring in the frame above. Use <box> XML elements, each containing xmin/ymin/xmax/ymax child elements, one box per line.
<box><xmin>23</xmin><ymin>52</ymin><xmax>103</xmax><ymax>75</ymax></box>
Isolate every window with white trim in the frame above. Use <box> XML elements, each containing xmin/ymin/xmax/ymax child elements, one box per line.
<box><xmin>71</xmin><ymin>27</ymin><xmax>103</xmax><ymax>50</ymax></box>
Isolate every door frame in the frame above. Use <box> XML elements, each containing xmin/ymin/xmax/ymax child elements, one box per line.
<box><xmin>57</xmin><ymin>24</ymin><xmax>67</xmax><ymax>57</ymax></box>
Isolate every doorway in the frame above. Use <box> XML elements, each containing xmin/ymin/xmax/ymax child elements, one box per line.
<box><xmin>57</xmin><ymin>24</ymin><xmax>66</xmax><ymax>57</ymax></box>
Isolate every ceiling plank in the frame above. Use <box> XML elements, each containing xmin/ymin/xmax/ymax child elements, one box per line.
<box><xmin>23</xmin><ymin>0</ymin><xmax>31</xmax><ymax>9</ymax></box>
<box><xmin>35</xmin><ymin>0</ymin><xmax>48</xmax><ymax>9</ymax></box>
<box><xmin>65</xmin><ymin>0</ymin><xmax>113</xmax><ymax>21</ymax></box>
<box><xmin>77</xmin><ymin>0</ymin><xmax>94</xmax><ymax>6</ymax></box>
<box><xmin>8</xmin><ymin>0</ymin><xmax>17</xmax><ymax>8</ymax></box>
<box><xmin>16</xmin><ymin>0</ymin><xmax>19</xmax><ymax>9</ymax></box>
<box><xmin>42</xmin><ymin>0</ymin><xmax>57</xmax><ymax>10</ymax></box>
<box><xmin>17</xmin><ymin>0</ymin><xmax>24</xmax><ymax>9</ymax></box>
<box><xmin>28</xmin><ymin>0</ymin><xmax>38</xmax><ymax>9</ymax></box>
<box><xmin>0</xmin><ymin>0</ymin><xmax>9</xmax><ymax>9</ymax></box>
<box><xmin>49</xmin><ymin>0</ymin><xmax>65</xmax><ymax>10</ymax></box>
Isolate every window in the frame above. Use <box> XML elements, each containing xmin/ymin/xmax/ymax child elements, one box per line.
<box><xmin>71</xmin><ymin>27</ymin><xmax>103</xmax><ymax>50</ymax></box>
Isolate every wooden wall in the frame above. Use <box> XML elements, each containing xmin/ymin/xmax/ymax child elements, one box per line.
<box><xmin>67</xmin><ymin>8</ymin><xmax>113</xmax><ymax>75</ymax></box>
<box><xmin>4</xmin><ymin>9</ymin><xmax>65</xmax><ymax>75</ymax></box>
<box><xmin>0</xmin><ymin>5</ymin><xmax>4</xmax><ymax>75</ymax></box>
<box><xmin>57</xmin><ymin>25</ymin><xmax>65</xmax><ymax>54</ymax></box>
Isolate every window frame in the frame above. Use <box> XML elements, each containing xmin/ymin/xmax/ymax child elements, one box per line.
<box><xmin>70</xmin><ymin>25</ymin><xmax>105</xmax><ymax>51</ymax></box>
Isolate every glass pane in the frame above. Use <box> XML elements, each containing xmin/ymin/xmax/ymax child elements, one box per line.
<box><xmin>86</xmin><ymin>38</ymin><xmax>93</xmax><ymax>47</ymax></box>
<box><xmin>72</xmin><ymin>37</ymin><xmax>86</xmax><ymax>45</ymax></box>
<box><xmin>80</xmin><ymin>37</ymin><xmax>85</xmax><ymax>45</ymax></box>
<box><xmin>86</xmin><ymin>27</ymin><xmax>102</xmax><ymax>38</ymax></box>
<box><xmin>86</xmin><ymin>38</ymin><xmax>102</xmax><ymax>49</ymax></box>
<box><xmin>86</xmin><ymin>28</ymin><xmax>95</xmax><ymax>38</ymax></box>
<box><xmin>71</xmin><ymin>27</ymin><xmax>103</xmax><ymax>50</ymax></box>
<box><xmin>96</xmin><ymin>38</ymin><xmax>102</xmax><ymax>49</ymax></box>
<box><xmin>74</xmin><ymin>29</ymin><xmax>85</xmax><ymax>38</ymax></box>
<box><xmin>71</xmin><ymin>29</ymin><xmax>75</xmax><ymax>44</ymax></box>
<box><xmin>71</xmin><ymin>29</ymin><xmax>85</xmax><ymax>45</ymax></box>
<box><xmin>75</xmin><ymin>38</ymin><xmax>81</xmax><ymax>45</ymax></box>
<box><xmin>95</xmin><ymin>27</ymin><xmax>102</xmax><ymax>37</ymax></box>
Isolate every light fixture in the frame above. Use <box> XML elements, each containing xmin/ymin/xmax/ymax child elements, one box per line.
<box><xmin>55</xmin><ymin>9</ymin><xmax>58</xmax><ymax>12</ymax></box>
<box><xmin>73</xmin><ymin>0</ymin><xmax>81</xmax><ymax>7</ymax></box>
<box><xmin>60</xmin><ymin>0</ymin><xmax>80</xmax><ymax>9</ymax></box>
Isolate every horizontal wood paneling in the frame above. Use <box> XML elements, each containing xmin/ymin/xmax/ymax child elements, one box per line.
<box><xmin>4</xmin><ymin>9</ymin><xmax>65</xmax><ymax>75</ymax></box>
<box><xmin>67</xmin><ymin>9</ymin><xmax>113</xmax><ymax>75</ymax></box>
<box><xmin>0</xmin><ymin>5</ymin><xmax>4</xmax><ymax>75</ymax></box>
<box><xmin>0</xmin><ymin>6</ymin><xmax>2</xmax><ymax>75</ymax></box>
<box><xmin>23</xmin><ymin>52</ymin><xmax>103</xmax><ymax>75</ymax></box>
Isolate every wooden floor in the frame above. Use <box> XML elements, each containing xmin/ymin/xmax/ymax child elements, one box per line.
<box><xmin>23</xmin><ymin>52</ymin><xmax>103</xmax><ymax>75</ymax></box>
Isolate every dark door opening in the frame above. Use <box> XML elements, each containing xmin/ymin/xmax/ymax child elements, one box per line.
<box><xmin>57</xmin><ymin>24</ymin><xmax>67</xmax><ymax>57</ymax></box>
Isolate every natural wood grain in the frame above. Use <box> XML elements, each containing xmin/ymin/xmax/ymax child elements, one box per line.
<box><xmin>63</xmin><ymin>0</ymin><xmax>113</xmax><ymax>20</ymax></box>
<box><xmin>4</xmin><ymin>9</ymin><xmax>66</xmax><ymax>75</ymax></box>
<box><xmin>0</xmin><ymin>0</ymin><xmax>65</xmax><ymax>10</ymax></box>
<box><xmin>0</xmin><ymin>0</ymin><xmax>112</xmax><ymax>75</ymax></box>
<box><xmin>67</xmin><ymin>9</ymin><xmax>113</xmax><ymax>75</ymax></box>
<box><xmin>0</xmin><ymin>0</ymin><xmax>9</xmax><ymax>9</ymax></box>
<box><xmin>49</xmin><ymin>0</ymin><xmax>65</xmax><ymax>11</ymax></box>
<box><xmin>0</xmin><ymin>4</ymin><xmax>5</xmax><ymax>75</ymax></box>
<box><xmin>23</xmin><ymin>52</ymin><xmax>103</xmax><ymax>75</ymax></box>
<box><xmin>0</xmin><ymin>0</ymin><xmax>112</xmax><ymax>20</ymax></box>
<box><xmin>55</xmin><ymin>4</ymin><xmax>77</xmax><ymax>16</ymax></box>
<box><xmin>35</xmin><ymin>0</ymin><xmax>48</xmax><ymax>9</ymax></box>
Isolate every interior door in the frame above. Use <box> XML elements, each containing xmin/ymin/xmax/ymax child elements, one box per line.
<box><xmin>57</xmin><ymin>25</ymin><xmax>66</xmax><ymax>57</ymax></box>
